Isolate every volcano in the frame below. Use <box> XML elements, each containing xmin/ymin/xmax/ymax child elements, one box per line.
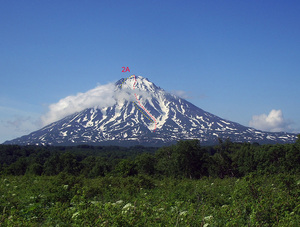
<box><xmin>4</xmin><ymin>76</ymin><xmax>297</xmax><ymax>146</ymax></box>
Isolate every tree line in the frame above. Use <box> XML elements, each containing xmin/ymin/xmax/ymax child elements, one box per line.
<box><xmin>0</xmin><ymin>136</ymin><xmax>299</xmax><ymax>178</ymax></box>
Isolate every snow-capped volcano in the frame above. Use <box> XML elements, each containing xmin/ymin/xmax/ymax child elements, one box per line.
<box><xmin>4</xmin><ymin>76</ymin><xmax>297</xmax><ymax>146</ymax></box>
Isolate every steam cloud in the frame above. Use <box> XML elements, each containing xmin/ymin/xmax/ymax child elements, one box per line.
<box><xmin>249</xmin><ymin>109</ymin><xmax>293</xmax><ymax>132</ymax></box>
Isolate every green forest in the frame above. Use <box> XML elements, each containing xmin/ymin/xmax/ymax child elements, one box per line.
<box><xmin>0</xmin><ymin>137</ymin><xmax>299</xmax><ymax>226</ymax></box>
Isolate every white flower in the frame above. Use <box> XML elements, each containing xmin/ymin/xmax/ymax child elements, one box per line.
<box><xmin>171</xmin><ymin>206</ymin><xmax>177</xmax><ymax>212</ymax></box>
<box><xmin>72</xmin><ymin>212</ymin><xmax>80</xmax><ymax>219</ymax></box>
<box><xmin>179</xmin><ymin>211</ymin><xmax>187</xmax><ymax>216</ymax></box>
<box><xmin>63</xmin><ymin>185</ymin><xmax>68</xmax><ymax>190</ymax></box>
<box><xmin>211</xmin><ymin>183</ymin><xmax>214</xmax><ymax>185</ymax></box>
<box><xmin>122</xmin><ymin>203</ymin><xmax>134</xmax><ymax>214</ymax></box>
<box><xmin>123</xmin><ymin>203</ymin><xmax>133</xmax><ymax>210</ymax></box>
<box><xmin>203</xmin><ymin>215</ymin><xmax>213</xmax><ymax>221</ymax></box>
<box><xmin>91</xmin><ymin>201</ymin><xmax>100</xmax><ymax>205</ymax></box>
<box><xmin>116</xmin><ymin>200</ymin><xmax>123</xmax><ymax>204</ymax></box>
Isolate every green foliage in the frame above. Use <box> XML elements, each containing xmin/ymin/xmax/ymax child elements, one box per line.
<box><xmin>27</xmin><ymin>163</ymin><xmax>43</xmax><ymax>176</ymax></box>
<box><xmin>155</xmin><ymin>140</ymin><xmax>209</xmax><ymax>178</ymax></box>
<box><xmin>155</xmin><ymin>145</ymin><xmax>178</xmax><ymax>177</ymax></box>
<box><xmin>175</xmin><ymin>140</ymin><xmax>207</xmax><ymax>178</ymax></box>
<box><xmin>113</xmin><ymin>159</ymin><xmax>137</xmax><ymax>177</ymax></box>
<box><xmin>0</xmin><ymin>174</ymin><xmax>299</xmax><ymax>226</ymax></box>
<box><xmin>135</xmin><ymin>153</ymin><xmax>156</xmax><ymax>175</ymax></box>
<box><xmin>1</xmin><ymin>139</ymin><xmax>300</xmax><ymax>178</ymax></box>
<box><xmin>7</xmin><ymin>157</ymin><xmax>29</xmax><ymax>175</ymax></box>
<box><xmin>0</xmin><ymin>139</ymin><xmax>299</xmax><ymax>225</ymax></box>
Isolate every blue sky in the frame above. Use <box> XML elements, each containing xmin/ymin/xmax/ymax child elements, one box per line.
<box><xmin>1</xmin><ymin>0</ymin><xmax>300</xmax><ymax>143</ymax></box>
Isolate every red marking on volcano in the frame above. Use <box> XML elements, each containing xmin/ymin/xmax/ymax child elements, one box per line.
<box><xmin>131</xmin><ymin>75</ymin><xmax>157</xmax><ymax>132</ymax></box>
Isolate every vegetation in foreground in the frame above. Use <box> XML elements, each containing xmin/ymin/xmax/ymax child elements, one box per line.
<box><xmin>0</xmin><ymin>174</ymin><xmax>299</xmax><ymax>226</ymax></box>
<box><xmin>0</xmin><ymin>137</ymin><xmax>299</xmax><ymax>226</ymax></box>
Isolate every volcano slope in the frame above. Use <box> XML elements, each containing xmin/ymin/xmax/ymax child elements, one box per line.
<box><xmin>4</xmin><ymin>76</ymin><xmax>297</xmax><ymax>146</ymax></box>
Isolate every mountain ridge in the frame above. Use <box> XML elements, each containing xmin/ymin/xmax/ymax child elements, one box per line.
<box><xmin>4</xmin><ymin>76</ymin><xmax>298</xmax><ymax>146</ymax></box>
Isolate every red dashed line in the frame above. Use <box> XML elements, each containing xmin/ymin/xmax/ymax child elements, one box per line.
<box><xmin>120</xmin><ymin>75</ymin><xmax>157</xmax><ymax>132</ymax></box>
<box><xmin>131</xmin><ymin>75</ymin><xmax>157</xmax><ymax>132</ymax></box>
<box><xmin>133</xmin><ymin>102</ymin><xmax>153</xmax><ymax>122</ymax></box>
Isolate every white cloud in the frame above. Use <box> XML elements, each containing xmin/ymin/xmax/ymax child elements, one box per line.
<box><xmin>0</xmin><ymin>81</ymin><xmax>156</xmax><ymax>142</ymax></box>
<box><xmin>41</xmin><ymin>83</ymin><xmax>117</xmax><ymax>126</ymax></box>
<box><xmin>249</xmin><ymin>109</ymin><xmax>293</xmax><ymax>132</ymax></box>
<box><xmin>171</xmin><ymin>90</ymin><xmax>192</xmax><ymax>99</ymax></box>
<box><xmin>40</xmin><ymin>83</ymin><xmax>154</xmax><ymax>126</ymax></box>
<box><xmin>170</xmin><ymin>90</ymin><xmax>207</xmax><ymax>100</ymax></box>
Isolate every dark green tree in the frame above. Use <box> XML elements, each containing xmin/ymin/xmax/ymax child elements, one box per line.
<box><xmin>114</xmin><ymin>159</ymin><xmax>137</xmax><ymax>177</ymax></box>
<box><xmin>175</xmin><ymin>140</ymin><xmax>207</xmax><ymax>178</ymax></box>
<box><xmin>155</xmin><ymin>145</ymin><xmax>178</xmax><ymax>177</ymax></box>
<box><xmin>210</xmin><ymin>138</ymin><xmax>237</xmax><ymax>178</ymax></box>
<box><xmin>43</xmin><ymin>153</ymin><xmax>62</xmax><ymax>175</ymax></box>
<box><xmin>233</xmin><ymin>143</ymin><xmax>257</xmax><ymax>176</ymax></box>
<box><xmin>60</xmin><ymin>152</ymin><xmax>82</xmax><ymax>175</ymax></box>
<box><xmin>27</xmin><ymin>163</ymin><xmax>43</xmax><ymax>175</ymax></box>
<box><xmin>7</xmin><ymin>157</ymin><xmax>29</xmax><ymax>175</ymax></box>
<box><xmin>88</xmin><ymin>157</ymin><xmax>110</xmax><ymax>177</ymax></box>
<box><xmin>135</xmin><ymin>153</ymin><xmax>156</xmax><ymax>175</ymax></box>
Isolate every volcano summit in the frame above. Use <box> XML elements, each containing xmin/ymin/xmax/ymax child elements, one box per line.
<box><xmin>4</xmin><ymin>76</ymin><xmax>297</xmax><ymax>146</ymax></box>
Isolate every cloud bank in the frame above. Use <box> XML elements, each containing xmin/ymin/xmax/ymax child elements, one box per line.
<box><xmin>249</xmin><ymin>109</ymin><xmax>293</xmax><ymax>132</ymax></box>
<box><xmin>41</xmin><ymin>83</ymin><xmax>117</xmax><ymax>126</ymax></box>
<box><xmin>41</xmin><ymin>83</ymin><xmax>154</xmax><ymax>126</ymax></box>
